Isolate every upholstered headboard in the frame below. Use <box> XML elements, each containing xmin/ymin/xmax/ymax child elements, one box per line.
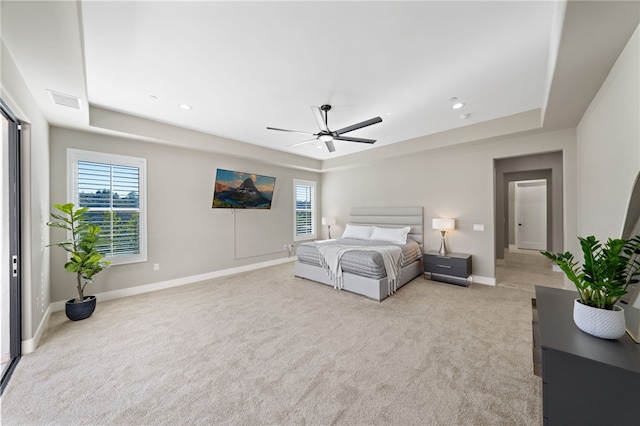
<box><xmin>349</xmin><ymin>206</ymin><xmax>424</xmax><ymax>246</ymax></box>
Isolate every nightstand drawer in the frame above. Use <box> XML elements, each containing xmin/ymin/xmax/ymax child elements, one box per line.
<box><xmin>424</xmin><ymin>263</ymin><xmax>469</xmax><ymax>278</ymax></box>
<box><xmin>423</xmin><ymin>254</ymin><xmax>469</xmax><ymax>269</ymax></box>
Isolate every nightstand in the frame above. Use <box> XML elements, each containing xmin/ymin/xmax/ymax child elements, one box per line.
<box><xmin>423</xmin><ymin>251</ymin><xmax>472</xmax><ymax>286</ymax></box>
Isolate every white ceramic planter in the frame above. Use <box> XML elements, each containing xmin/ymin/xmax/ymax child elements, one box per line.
<box><xmin>573</xmin><ymin>299</ymin><xmax>626</xmax><ymax>339</ymax></box>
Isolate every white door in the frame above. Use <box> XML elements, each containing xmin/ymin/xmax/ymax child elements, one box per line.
<box><xmin>515</xmin><ymin>180</ymin><xmax>547</xmax><ymax>250</ymax></box>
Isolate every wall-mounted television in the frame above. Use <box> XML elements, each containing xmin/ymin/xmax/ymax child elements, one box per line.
<box><xmin>212</xmin><ymin>169</ymin><xmax>276</xmax><ymax>209</ymax></box>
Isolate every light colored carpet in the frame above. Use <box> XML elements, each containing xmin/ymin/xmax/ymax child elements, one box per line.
<box><xmin>1</xmin><ymin>260</ymin><xmax>549</xmax><ymax>425</ymax></box>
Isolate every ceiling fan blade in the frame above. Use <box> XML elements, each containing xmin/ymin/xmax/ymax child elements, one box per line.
<box><xmin>334</xmin><ymin>117</ymin><xmax>382</xmax><ymax>135</ymax></box>
<box><xmin>311</xmin><ymin>106</ymin><xmax>329</xmax><ymax>132</ymax></box>
<box><xmin>334</xmin><ymin>136</ymin><xmax>377</xmax><ymax>144</ymax></box>
<box><xmin>287</xmin><ymin>138</ymin><xmax>317</xmax><ymax>147</ymax></box>
<box><xmin>267</xmin><ymin>127</ymin><xmax>316</xmax><ymax>137</ymax></box>
<box><xmin>325</xmin><ymin>139</ymin><xmax>336</xmax><ymax>153</ymax></box>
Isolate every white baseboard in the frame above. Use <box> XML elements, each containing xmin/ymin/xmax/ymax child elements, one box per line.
<box><xmin>472</xmin><ymin>275</ymin><xmax>496</xmax><ymax>286</ymax></box>
<box><xmin>50</xmin><ymin>256</ymin><xmax>297</xmax><ymax>313</ymax></box>
<box><xmin>22</xmin><ymin>304</ymin><xmax>52</xmax><ymax>355</ymax></box>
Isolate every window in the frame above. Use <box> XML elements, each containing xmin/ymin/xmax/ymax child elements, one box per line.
<box><xmin>68</xmin><ymin>149</ymin><xmax>147</xmax><ymax>265</ymax></box>
<box><xmin>293</xmin><ymin>179</ymin><xmax>316</xmax><ymax>241</ymax></box>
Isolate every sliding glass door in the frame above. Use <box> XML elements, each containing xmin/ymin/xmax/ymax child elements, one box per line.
<box><xmin>1</xmin><ymin>99</ymin><xmax>21</xmax><ymax>394</ymax></box>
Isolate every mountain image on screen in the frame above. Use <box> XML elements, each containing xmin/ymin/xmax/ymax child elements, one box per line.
<box><xmin>215</xmin><ymin>178</ymin><xmax>272</xmax><ymax>208</ymax></box>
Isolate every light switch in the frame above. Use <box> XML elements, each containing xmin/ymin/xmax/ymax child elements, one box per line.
<box><xmin>473</xmin><ymin>224</ymin><xmax>485</xmax><ymax>231</ymax></box>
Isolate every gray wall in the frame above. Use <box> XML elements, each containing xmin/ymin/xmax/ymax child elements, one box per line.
<box><xmin>321</xmin><ymin>129</ymin><xmax>577</xmax><ymax>281</ymax></box>
<box><xmin>49</xmin><ymin>127</ymin><xmax>320</xmax><ymax>302</ymax></box>
<box><xmin>577</xmin><ymin>25</ymin><xmax>640</xmax><ymax>241</ymax></box>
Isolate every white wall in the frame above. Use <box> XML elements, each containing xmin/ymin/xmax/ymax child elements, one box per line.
<box><xmin>0</xmin><ymin>41</ymin><xmax>50</xmax><ymax>348</ymax></box>
<box><xmin>49</xmin><ymin>127</ymin><xmax>320</xmax><ymax>303</ymax></box>
<box><xmin>577</xmin><ymin>24</ymin><xmax>640</xmax><ymax>240</ymax></box>
<box><xmin>321</xmin><ymin>128</ymin><xmax>577</xmax><ymax>282</ymax></box>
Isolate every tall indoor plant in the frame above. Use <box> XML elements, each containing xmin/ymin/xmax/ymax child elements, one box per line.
<box><xmin>542</xmin><ymin>235</ymin><xmax>640</xmax><ymax>339</ymax></box>
<box><xmin>48</xmin><ymin>203</ymin><xmax>110</xmax><ymax>321</ymax></box>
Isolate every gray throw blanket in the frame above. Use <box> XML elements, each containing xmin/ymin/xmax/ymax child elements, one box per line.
<box><xmin>317</xmin><ymin>244</ymin><xmax>403</xmax><ymax>296</ymax></box>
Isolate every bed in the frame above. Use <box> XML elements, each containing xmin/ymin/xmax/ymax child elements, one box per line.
<box><xmin>294</xmin><ymin>206</ymin><xmax>424</xmax><ymax>301</ymax></box>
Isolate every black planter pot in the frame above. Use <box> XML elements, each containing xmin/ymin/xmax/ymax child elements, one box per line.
<box><xmin>65</xmin><ymin>296</ymin><xmax>97</xmax><ymax>321</ymax></box>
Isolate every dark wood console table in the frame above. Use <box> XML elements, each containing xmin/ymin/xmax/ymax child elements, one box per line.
<box><xmin>534</xmin><ymin>286</ymin><xmax>640</xmax><ymax>425</ymax></box>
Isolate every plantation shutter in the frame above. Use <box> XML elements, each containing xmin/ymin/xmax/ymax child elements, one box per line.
<box><xmin>294</xmin><ymin>180</ymin><xmax>316</xmax><ymax>240</ymax></box>
<box><xmin>69</xmin><ymin>149</ymin><xmax>147</xmax><ymax>265</ymax></box>
<box><xmin>78</xmin><ymin>161</ymin><xmax>141</xmax><ymax>257</ymax></box>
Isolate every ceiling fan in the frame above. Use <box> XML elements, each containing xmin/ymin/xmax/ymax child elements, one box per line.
<box><xmin>267</xmin><ymin>104</ymin><xmax>382</xmax><ymax>153</ymax></box>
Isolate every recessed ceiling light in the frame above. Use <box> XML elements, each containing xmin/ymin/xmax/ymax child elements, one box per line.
<box><xmin>179</xmin><ymin>104</ymin><xmax>192</xmax><ymax>110</ymax></box>
<box><xmin>148</xmin><ymin>95</ymin><xmax>158</xmax><ymax>100</ymax></box>
<box><xmin>449</xmin><ymin>97</ymin><xmax>458</xmax><ymax>103</ymax></box>
<box><xmin>460</xmin><ymin>113</ymin><xmax>471</xmax><ymax>120</ymax></box>
<box><xmin>452</xmin><ymin>102</ymin><xmax>465</xmax><ymax>110</ymax></box>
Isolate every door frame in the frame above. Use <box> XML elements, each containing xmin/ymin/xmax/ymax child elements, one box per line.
<box><xmin>1</xmin><ymin>99</ymin><xmax>21</xmax><ymax>395</ymax></box>
<box><xmin>514</xmin><ymin>179</ymin><xmax>547</xmax><ymax>250</ymax></box>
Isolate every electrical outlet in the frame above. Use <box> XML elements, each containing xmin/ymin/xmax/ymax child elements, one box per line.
<box><xmin>473</xmin><ymin>224</ymin><xmax>485</xmax><ymax>231</ymax></box>
<box><xmin>153</xmin><ymin>263</ymin><xmax>160</xmax><ymax>271</ymax></box>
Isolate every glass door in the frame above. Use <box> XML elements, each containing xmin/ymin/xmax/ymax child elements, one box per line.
<box><xmin>1</xmin><ymin>99</ymin><xmax>21</xmax><ymax>394</ymax></box>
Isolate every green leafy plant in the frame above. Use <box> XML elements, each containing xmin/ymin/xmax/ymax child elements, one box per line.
<box><xmin>542</xmin><ymin>235</ymin><xmax>640</xmax><ymax>310</ymax></box>
<box><xmin>47</xmin><ymin>203</ymin><xmax>110</xmax><ymax>302</ymax></box>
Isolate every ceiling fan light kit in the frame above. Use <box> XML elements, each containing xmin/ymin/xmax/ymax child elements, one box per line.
<box><xmin>267</xmin><ymin>104</ymin><xmax>382</xmax><ymax>153</ymax></box>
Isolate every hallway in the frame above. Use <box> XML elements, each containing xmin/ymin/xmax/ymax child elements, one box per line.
<box><xmin>496</xmin><ymin>247</ymin><xmax>566</xmax><ymax>294</ymax></box>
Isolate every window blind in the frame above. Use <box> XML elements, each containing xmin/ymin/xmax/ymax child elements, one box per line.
<box><xmin>78</xmin><ymin>161</ymin><xmax>141</xmax><ymax>257</ymax></box>
<box><xmin>294</xmin><ymin>181</ymin><xmax>315</xmax><ymax>239</ymax></box>
<box><xmin>68</xmin><ymin>148</ymin><xmax>147</xmax><ymax>265</ymax></box>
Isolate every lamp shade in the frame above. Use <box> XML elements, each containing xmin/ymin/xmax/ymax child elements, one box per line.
<box><xmin>322</xmin><ymin>217</ymin><xmax>336</xmax><ymax>226</ymax></box>
<box><xmin>432</xmin><ymin>218</ymin><xmax>455</xmax><ymax>231</ymax></box>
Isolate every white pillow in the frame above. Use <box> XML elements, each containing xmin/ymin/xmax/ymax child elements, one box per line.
<box><xmin>370</xmin><ymin>226</ymin><xmax>411</xmax><ymax>244</ymax></box>
<box><xmin>341</xmin><ymin>224</ymin><xmax>374</xmax><ymax>240</ymax></box>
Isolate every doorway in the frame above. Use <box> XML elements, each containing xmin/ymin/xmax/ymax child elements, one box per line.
<box><xmin>1</xmin><ymin>99</ymin><xmax>21</xmax><ymax>395</ymax></box>
<box><xmin>494</xmin><ymin>151</ymin><xmax>563</xmax><ymax>262</ymax></box>
<box><xmin>514</xmin><ymin>180</ymin><xmax>547</xmax><ymax>251</ymax></box>
<box><xmin>494</xmin><ymin>152</ymin><xmax>564</xmax><ymax>288</ymax></box>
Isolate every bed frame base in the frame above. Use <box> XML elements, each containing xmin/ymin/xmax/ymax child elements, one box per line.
<box><xmin>294</xmin><ymin>260</ymin><xmax>423</xmax><ymax>302</ymax></box>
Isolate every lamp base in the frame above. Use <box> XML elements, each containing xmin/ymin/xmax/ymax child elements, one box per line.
<box><xmin>438</xmin><ymin>230</ymin><xmax>448</xmax><ymax>255</ymax></box>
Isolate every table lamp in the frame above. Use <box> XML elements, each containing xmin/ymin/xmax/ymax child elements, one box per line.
<box><xmin>322</xmin><ymin>217</ymin><xmax>336</xmax><ymax>239</ymax></box>
<box><xmin>432</xmin><ymin>218</ymin><xmax>455</xmax><ymax>255</ymax></box>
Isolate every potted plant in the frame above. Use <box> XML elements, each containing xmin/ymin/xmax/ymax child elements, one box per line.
<box><xmin>542</xmin><ymin>235</ymin><xmax>640</xmax><ymax>339</ymax></box>
<box><xmin>47</xmin><ymin>203</ymin><xmax>110</xmax><ymax>321</ymax></box>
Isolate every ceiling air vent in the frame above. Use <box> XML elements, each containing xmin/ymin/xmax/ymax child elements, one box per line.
<box><xmin>47</xmin><ymin>90</ymin><xmax>81</xmax><ymax>109</ymax></box>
